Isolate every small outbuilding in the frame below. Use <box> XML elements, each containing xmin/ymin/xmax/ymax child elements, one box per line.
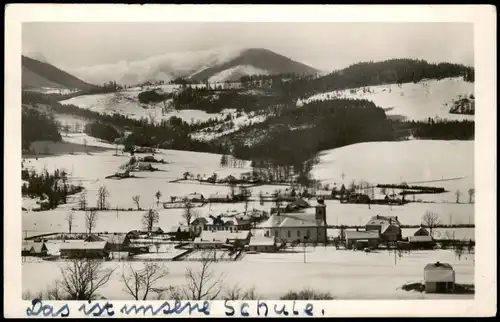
<box><xmin>424</xmin><ymin>261</ymin><xmax>455</xmax><ymax>293</ymax></box>
<box><xmin>247</xmin><ymin>236</ymin><xmax>277</xmax><ymax>253</ymax></box>
<box><xmin>345</xmin><ymin>230</ymin><xmax>380</xmax><ymax>249</ymax></box>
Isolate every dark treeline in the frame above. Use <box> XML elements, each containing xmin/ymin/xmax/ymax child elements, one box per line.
<box><xmin>228</xmin><ymin>99</ymin><xmax>474</xmax><ymax>183</ymax></box>
<box><xmin>21</xmin><ymin>167</ymin><xmax>84</xmax><ymax>210</ymax></box>
<box><xmin>392</xmin><ymin>118</ymin><xmax>475</xmax><ymax>140</ymax></box>
<box><xmin>137</xmin><ymin>89</ymin><xmax>170</xmax><ymax>104</ymax></box>
<box><xmin>231</xmin><ymin>99</ymin><xmax>393</xmax><ymax>170</ymax></box>
<box><xmin>276</xmin><ymin>59</ymin><xmax>475</xmax><ymax>99</ymax></box>
<box><xmin>84</xmin><ymin>121</ymin><xmax>121</xmax><ymax>143</ymax></box>
<box><xmin>22</xmin><ymin>105</ymin><xmax>62</xmax><ymax>150</ymax></box>
<box><xmin>171</xmin><ymin>86</ymin><xmax>292</xmax><ymax>114</ymax></box>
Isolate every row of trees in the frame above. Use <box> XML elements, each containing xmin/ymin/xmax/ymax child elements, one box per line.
<box><xmin>23</xmin><ymin>251</ymin><xmax>334</xmax><ymax>301</ymax></box>
<box><xmin>275</xmin><ymin>58</ymin><xmax>474</xmax><ymax>99</ymax></box>
<box><xmin>21</xmin><ymin>168</ymin><xmax>83</xmax><ymax>210</ymax></box>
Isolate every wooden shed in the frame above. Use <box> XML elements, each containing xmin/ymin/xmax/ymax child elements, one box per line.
<box><xmin>424</xmin><ymin>262</ymin><xmax>455</xmax><ymax>293</ymax></box>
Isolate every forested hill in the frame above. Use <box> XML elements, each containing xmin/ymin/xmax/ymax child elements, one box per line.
<box><xmin>257</xmin><ymin>59</ymin><xmax>474</xmax><ymax>99</ymax></box>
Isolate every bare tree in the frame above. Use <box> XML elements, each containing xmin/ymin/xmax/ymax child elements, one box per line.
<box><xmin>97</xmin><ymin>186</ymin><xmax>110</xmax><ymax>210</ymax></box>
<box><xmin>132</xmin><ymin>195</ymin><xmax>141</xmax><ymax>210</ymax></box>
<box><xmin>121</xmin><ymin>263</ymin><xmax>169</xmax><ymax>300</ymax></box>
<box><xmin>223</xmin><ymin>284</ymin><xmax>260</xmax><ymax>300</ymax></box>
<box><xmin>155</xmin><ymin>190</ymin><xmax>162</xmax><ymax>206</ymax></box>
<box><xmin>468</xmin><ymin>188</ymin><xmax>475</xmax><ymax>203</ymax></box>
<box><xmin>422</xmin><ymin>211</ymin><xmax>440</xmax><ymax>237</ymax></box>
<box><xmin>455</xmin><ymin>189</ymin><xmax>462</xmax><ymax>203</ymax></box>
<box><xmin>59</xmin><ymin>259</ymin><xmax>115</xmax><ymax>300</ymax></box>
<box><xmin>182</xmin><ymin>200</ymin><xmax>198</xmax><ymax>228</ymax></box>
<box><xmin>85</xmin><ymin>209</ymin><xmax>98</xmax><ymax>235</ymax></box>
<box><xmin>66</xmin><ymin>211</ymin><xmax>75</xmax><ymax>235</ymax></box>
<box><xmin>142</xmin><ymin>209</ymin><xmax>159</xmax><ymax>233</ymax></box>
<box><xmin>180</xmin><ymin>250</ymin><xmax>223</xmax><ymax>300</ymax></box>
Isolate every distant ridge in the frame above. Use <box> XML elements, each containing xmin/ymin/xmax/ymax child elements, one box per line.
<box><xmin>22</xmin><ymin>56</ymin><xmax>95</xmax><ymax>90</ymax></box>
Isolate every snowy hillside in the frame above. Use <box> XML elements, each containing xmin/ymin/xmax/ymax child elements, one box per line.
<box><xmin>208</xmin><ymin>65</ymin><xmax>270</xmax><ymax>83</ymax></box>
<box><xmin>311</xmin><ymin>140</ymin><xmax>474</xmax><ymax>203</ymax></box>
<box><xmin>298</xmin><ymin>77</ymin><xmax>475</xmax><ymax>121</ymax></box>
<box><xmin>59</xmin><ymin>84</ymin><xmax>229</xmax><ymax>124</ymax></box>
<box><xmin>190</xmin><ymin>110</ymin><xmax>270</xmax><ymax>142</ymax></box>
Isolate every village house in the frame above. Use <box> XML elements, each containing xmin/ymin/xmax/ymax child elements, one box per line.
<box><xmin>345</xmin><ymin>230</ymin><xmax>380</xmax><ymax>250</ymax></box>
<box><xmin>85</xmin><ymin>234</ymin><xmax>132</xmax><ymax>252</ymax></box>
<box><xmin>193</xmin><ymin>231</ymin><xmax>252</xmax><ymax>249</ymax></box>
<box><xmin>184</xmin><ymin>193</ymin><xmax>205</xmax><ymax>203</ymax></box>
<box><xmin>413</xmin><ymin>226</ymin><xmax>431</xmax><ymax>236</ymax></box>
<box><xmin>247</xmin><ymin>236</ymin><xmax>277</xmax><ymax>253</ymax></box>
<box><xmin>365</xmin><ymin>215</ymin><xmax>402</xmax><ymax>243</ymax></box>
<box><xmin>191</xmin><ymin>214</ymin><xmax>252</xmax><ymax>235</ymax></box>
<box><xmin>207</xmin><ymin>193</ymin><xmax>232</xmax><ymax>203</ymax></box>
<box><xmin>59</xmin><ymin>241</ymin><xmax>109</xmax><ymax>259</ymax></box>
<box><xmin>262</xmin><ymin>198</ymin><xmax>328</xmax><ymax>245</ymax></box>
<box><xmin>166</xmin><ymin>225</ymin><xmax>192</xmax><ymax>241</ymax></box>
<box><xmin>424</xmin><ymin>262</ymin><xmax>455</xmax><ymax>293</ymax></box>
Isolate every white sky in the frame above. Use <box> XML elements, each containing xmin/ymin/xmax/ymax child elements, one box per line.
<box><xmin>22</xmin><ymin>22</ymin><xmax>474</xmax><ymax>72</ymax></box>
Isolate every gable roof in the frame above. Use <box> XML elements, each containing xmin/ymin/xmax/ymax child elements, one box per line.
<box><xmin>105</xmin><ymin>234</ymin><xmax>130</xmax><ymax>245</ymax></box>
<box><xmin>345</xmin><ymin>230</ymin><xmax>380</xmax><ymax>240</ymax></box>
<box><xmin>381</xmin><ymin>223</ymin><xmax>401</xmax><ymax>234</ymax></box>
<box><xmin>414</xmin><ymin>226</ymin><xmax>430</xmax><ymax>236</ymax></box>
<box><xmin>30</xmin><ymin>242</ymin><xmax>48</xmax><ymax>253</ymax></box>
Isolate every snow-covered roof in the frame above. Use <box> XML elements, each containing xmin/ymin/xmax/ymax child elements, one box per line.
<box><xmin>366</xmin><ymin>215</ymin><xmax>401</xmax><ymax>227</ymax></box>
<box><xmin>345</xmin><ymin>230</ymin><xmax>380</xmax><ymax>240</ymax></box>
<box><xmin>261</xmin><ymin>213</ymin><xmax>324</xmax><ymax>228</ymax></box>
<box><xmin>60</xmin><ymin>241</ymin><xmax>108</xmax><ymax>250</ymax></box>
<box><xmin>198</xmin><ymin>230</ymin><xmax>251</xmax><ymax>242</ymax></box>
<box><xmin>409</xmin><ymin>236</ymin><xmax>433</xmax><ymax>243</ymax></box>
<box><xmin>424</xmin><ymin>262</ymin><xmax>455</xmax><ymax>282</ymax></box>
<box><xmin>249</xmin><ymin>236</ymin><xmax>275</xmax><ymax>247</ymax></box>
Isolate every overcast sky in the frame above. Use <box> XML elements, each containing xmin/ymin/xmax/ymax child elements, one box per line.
<box><xmin>22</xmin><ymin>22</ymin><xmax>474</xmax><ymax>72</ymax></box>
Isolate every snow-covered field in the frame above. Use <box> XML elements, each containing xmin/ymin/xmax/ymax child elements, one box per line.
<box><xmin>298</xmin><ymin>77</ymin><xmax>475</xmax><ymax>121</ymax></box>
<box><xmin>22</xmin><ymin>138</ymin><xmax>474</xmax><ymax>235</ymax></box>
<box><xmin>312</xmin><ymin>140</ymin><xmax>474</xmax><ymax>203</ymax></box>
<box><xmin>22</xmin><ymin>248</ymin><xmax>474</xmax><ymax>300</ymax></box>
<box><xmin>59</xmin><ymin>87</ymin><xmax>229</xmax><ymax>124</ymax></box>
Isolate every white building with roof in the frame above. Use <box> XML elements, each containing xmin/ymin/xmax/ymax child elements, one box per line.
<box><xmin>261</xmin><ymin>199</ymin><xmax>327</xmax><ymax>244</ymax></box>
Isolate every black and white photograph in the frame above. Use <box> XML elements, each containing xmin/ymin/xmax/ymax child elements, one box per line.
<box><xmin>4</xmin><ymin>4</ymin><xmax>497</xmax><ymax>318</ymax></box>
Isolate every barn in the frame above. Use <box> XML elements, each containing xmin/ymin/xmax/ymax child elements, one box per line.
<box><xmin>59</xmin><ymin>242</ymin><xmax>109</xmax><ymax>259</ymax></box>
